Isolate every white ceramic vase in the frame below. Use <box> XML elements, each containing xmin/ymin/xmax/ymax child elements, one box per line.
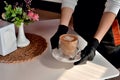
<box><xmin>17</xmin><ymin>23</ymin><xmax>30</xmax><ymax>47</ymax></box>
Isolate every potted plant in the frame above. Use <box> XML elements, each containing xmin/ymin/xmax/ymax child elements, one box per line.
<box><xmin>2</xmin><ymin>1</ymin><xmax>39</xmax><ymax>47</ymax></box>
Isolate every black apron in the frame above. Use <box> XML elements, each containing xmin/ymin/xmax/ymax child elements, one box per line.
<box><xmin>73</xmin><ymin>0</ymin><xmax>120</xmax><ymax>68</ymax></box>
<box><xmin>73</xmin><ymin>0</ymin><xmax>106</xmax><ymax>40</ymax></box>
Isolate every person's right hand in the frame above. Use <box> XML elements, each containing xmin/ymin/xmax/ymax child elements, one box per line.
<box><xmin>74</xmin><ymin>38</ymin><xmax>99</xmax><ymax>65</ymax></box>
<box><xmin>50</xmin><ymin>25</ymin><xmax>68</xmax><ymax>49</ymax></box>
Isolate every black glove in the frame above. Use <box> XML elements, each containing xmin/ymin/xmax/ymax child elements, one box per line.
<box><xmin>50</xmin><ymin>25</ymin><xmax>68</xmax><ymax>49</ymax></box>
<box><xmin>74</xmin><ymin>38</ymin><xmax>99</xmax><ymax>65</ymax></box>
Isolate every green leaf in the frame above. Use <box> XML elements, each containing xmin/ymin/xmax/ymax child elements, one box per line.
<box><xmin>5</xmin><ymin>5</ymin><xmax>12</xmax><ymax>11</ymax></box>
<box><xmin>15</xmin><ymin>7</ymin><xmax>23</xmax><ymax>15</ymax></box>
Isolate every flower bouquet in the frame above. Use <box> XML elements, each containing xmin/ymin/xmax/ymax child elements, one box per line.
<box><xmin>1</xmin><ymin>1</ymin><xmax>39</xmax><ymax>47</ymax></box>
<box><xmin>2</xmin><ymin>1</ymin><xmax>39</xmax><ymax>27</ymax></box>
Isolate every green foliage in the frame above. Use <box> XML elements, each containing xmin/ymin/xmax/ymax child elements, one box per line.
<box><xmin>3</xmin><ymin>1</ymin><xmax>30</xmax><ymax>27</ymax></box>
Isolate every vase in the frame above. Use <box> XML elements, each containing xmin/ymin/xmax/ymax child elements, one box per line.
<box><xmin>17</xmin><ymin>23</ymin><xmax>30</xmax><ymax>47</ymax></box>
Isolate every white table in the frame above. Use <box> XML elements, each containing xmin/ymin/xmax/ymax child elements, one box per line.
<box><xmin>0</xmin><ymin>19</ymin><xmax>119</xmax><ymax>80</ymax></box>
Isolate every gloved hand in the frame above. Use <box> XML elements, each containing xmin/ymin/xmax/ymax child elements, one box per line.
<box><xmin>74</xmin><ymin>38</ymin><xmax>99</xmax><ymax>65</ymax></box>
<box><xmin>50</xmin><ymin>25</ymin><xmax>68</xmax><ymax>49</ymax></box>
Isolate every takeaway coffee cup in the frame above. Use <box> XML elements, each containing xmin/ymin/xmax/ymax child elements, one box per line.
<box><xmin>59</xmin><ymin>34</ymin><xmax>78</xmax><ymax>58</ymax></box>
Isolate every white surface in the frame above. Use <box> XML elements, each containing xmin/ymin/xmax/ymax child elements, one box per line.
<box><xmin>0</xmin><ymin>20</ymin><xmax>17</xmax><ymax>56</ymax></box>
<box><xmin>0</xmin><ymin>19</ymin><xmax>119</xmax><ymax>80</ymax></box>
<box><xmin>17</xmin><ymin>23</ymin><xmax>30</xmax><ymax>48</ymax></box>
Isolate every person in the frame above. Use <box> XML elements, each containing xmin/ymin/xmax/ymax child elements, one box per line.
<box><xmin>50</xmin><ymin>0</ymin><xmax>120</xmax><ymax>68</ymax></box>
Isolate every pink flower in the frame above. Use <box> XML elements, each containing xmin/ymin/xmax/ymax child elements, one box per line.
<box><xmin>32</xmin><ymin>14</ymin><xmax>39</xmax><ymax>21</ymax></box>
<box><xmin>28</xmin><ymin>11</ymin><xmax>34</xmax><ymax>18</ymax></box>
<box><xmin>28</xmin><ymin>11</ymin><xmax>39</xmax><ymax>21</ymax></box>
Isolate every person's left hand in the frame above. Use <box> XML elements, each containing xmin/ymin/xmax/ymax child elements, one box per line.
<box><xmin>74</xmin><ymin>38</ymin><xmax>99</xmax><ymax>65</ymax></box>
<box><xmin>50</xmin><ymin>25</ymin><xmax>68</xmax><ymax>49</ymax></box>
